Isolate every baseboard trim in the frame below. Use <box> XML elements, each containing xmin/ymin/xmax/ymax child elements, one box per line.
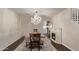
<box><xmin>3</xmin><ymin>36</ymin><xmax>25</xmax><ymax>51</ymax></box>
<box><xmin>62</xmin><ymin>43</ymin><xmax>74</xmax><ymax>51</ymax></box>
<box><xmin>51</xmin><ymin>40</ymin><xmax>71</xmax><ymax>51</ymax></box>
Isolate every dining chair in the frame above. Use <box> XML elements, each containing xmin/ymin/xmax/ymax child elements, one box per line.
<box><xmin>29</xmin><ymin>33</ymin><xmax>41</xmax><ymax>51</ymax></box>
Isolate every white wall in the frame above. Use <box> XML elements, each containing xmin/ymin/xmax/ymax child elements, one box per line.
<box><xmin>52</xmin><ymin>8</ymin><xmax>79</xmax><ymax>50</ymax></box>
<box><xmin>18</xmin><ymin>14</ymin><xmax>52</xmax><ymax>37</ymax></box>
<box><xmin>0</xmin><ymin>9</ymin><xmax>22</xmax><ymax>50</ymax></box>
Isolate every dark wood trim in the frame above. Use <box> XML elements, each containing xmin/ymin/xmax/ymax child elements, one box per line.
<box><xmin>3</xmin><ymin>36</ymin><xmax>25</xmax><ymax>51</ymax></box>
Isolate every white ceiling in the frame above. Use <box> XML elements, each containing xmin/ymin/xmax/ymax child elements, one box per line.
<box><xmin>9</xmin><ymin>8</ymin><xmax>66</xmax><ymax>17</ymax></box>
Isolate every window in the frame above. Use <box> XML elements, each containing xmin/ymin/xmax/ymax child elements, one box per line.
<box><xmin>72</xmin><ymin>8</ymin><xmax>79</xmax><ymax>24</ymax></box>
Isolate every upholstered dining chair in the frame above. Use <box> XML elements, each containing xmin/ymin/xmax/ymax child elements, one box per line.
<box><xmin>29</xmin><ymin>33</ymin><xmax>41</xmax><ymax>51</ymax></box>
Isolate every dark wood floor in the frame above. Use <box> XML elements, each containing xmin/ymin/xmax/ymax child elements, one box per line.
<box><xmin>3</xmin><ymin>36</ymin><xmax>25</xmax><ymax>51</ymax></box>
<box><xmin>3</xmin><ymin>36</ymin><xmax>71</xmax><ymax>51</ymax></box>
<box><xmin>51</xmin><ymin>40</ymin><xmax>71</xmax><ymax>51</ymax></box>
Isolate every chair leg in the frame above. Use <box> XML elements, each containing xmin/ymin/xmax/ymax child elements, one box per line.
<box><xmin>30</xmin><ymin>42</ymin><xmax>32</xmax><ymax>51</ymax></box>
<box><xmin>30</xmin><ymin>45</ymin><xmax>32</xmax><ymax>51</ymax></box>
<box><xmin>30</xmin><ymin>48</ymin><xmax>32</xmax><ymax>51</ymax></box>
<box><xmin>39</xmin><ymin>46</ymin><xmax>40</xmax><ymax>51</ymax></box>
<box><xmin>38</xmin><ymin>42</ymin><xmax>40</xmax><ymax>51</ymax></box>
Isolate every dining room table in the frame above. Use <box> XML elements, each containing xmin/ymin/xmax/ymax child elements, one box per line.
<box><xmin>29</xmin><ymin>32</ymin><xmax>42</xmax><ymax>51</ymax></box>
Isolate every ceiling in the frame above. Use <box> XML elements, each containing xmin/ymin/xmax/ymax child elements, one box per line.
<box><xmin>9</xmin><ymin>8</ymin><xmax>66</xmax><ymax>17</ymax></box>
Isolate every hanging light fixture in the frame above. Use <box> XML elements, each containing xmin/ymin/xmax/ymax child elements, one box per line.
<box><xmin>31</xmin><ymin>10</ymin><xmax>42</xmax><ymax>25</ymax></box>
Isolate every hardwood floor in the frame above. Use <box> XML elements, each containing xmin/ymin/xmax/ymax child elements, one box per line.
<box><xmin>15</xmin><ymin>37</ymin><xmax>71</xmax><ymax>51</ymax></box>
<box><xmin>3</xmin><ymin>36</ymin><xmax>25</xmax><ymax>51</ymax></box>
<box><xmin>51</xmin><ymin>40</ymin><xmax>71</xmax><ymax>51</ymax></box>
<box><xmin>3</xmin><ymin>36</ymin><xmax>71</xmax><ymax>51</ymax></box>
<box><xmin>15</xmin><ymin>37</ymin><xmax>57</xmax><ymax>51</ymax></box>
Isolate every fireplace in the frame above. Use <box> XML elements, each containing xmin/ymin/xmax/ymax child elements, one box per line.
<box><xmin>52</xmin><ymin>33</ymin><xmax>56</xmax><ymax>40</ymax></box>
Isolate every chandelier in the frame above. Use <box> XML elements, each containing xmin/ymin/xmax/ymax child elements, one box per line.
<box><xmin>31</xmin><ymin>10</ymin><xmax>42</xmax><ymax>25</ymax></box>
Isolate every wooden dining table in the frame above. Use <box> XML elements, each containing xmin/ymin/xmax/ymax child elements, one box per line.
<box><xmin>29</xmin><ymin>32</ymin><xmax>42</xmax><ymax>51</ymax></box>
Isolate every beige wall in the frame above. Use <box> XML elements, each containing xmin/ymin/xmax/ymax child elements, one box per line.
<box><xmin>18</xmin><ymin>14</ymin><xmax>52</xmax><ymax>37</ymax></box>
<box><xmin>1</xmin><ymin>8</ymin><xmax>79</xmax><ymax>51</ymax></box>
<box><xmin>0</xmin><ymin>9</ymin><xmax>22</xmax><ymax>50</ymax></box>
<box><xmin>52</xmin><ymin>8</ymin><xmax>79</xmax><ymax>50</ymax></box>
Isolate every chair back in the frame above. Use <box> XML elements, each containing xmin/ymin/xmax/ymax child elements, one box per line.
<box><xmin>30</xmin><ymin>33</ymin><xmax>41</xmax><ymax>41</ymax></box>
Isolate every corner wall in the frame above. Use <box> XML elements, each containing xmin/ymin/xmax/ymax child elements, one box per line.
<box><xmin>52</xmin><ymin>8</ymin><xmax>79</xmax><ymax>51</ymax></box>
